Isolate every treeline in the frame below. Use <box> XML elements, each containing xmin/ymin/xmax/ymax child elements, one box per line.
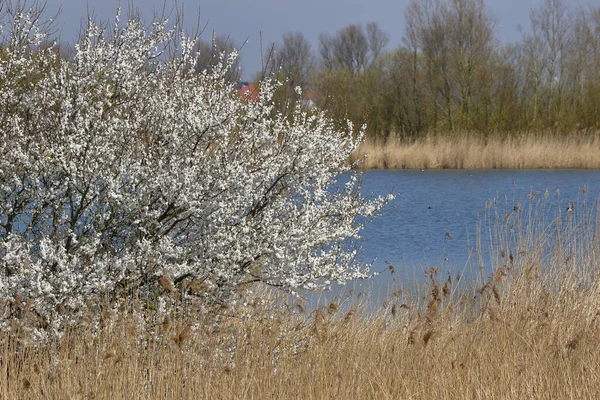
<box><xmin>28</xmin><ymin>0</ymin><xmax>600</xmax><ymax>139</ymax></box>
<box><xmin>266</xmin><ymin>0</ymin><xmax>600</xmax><ymax>139</ymax></box>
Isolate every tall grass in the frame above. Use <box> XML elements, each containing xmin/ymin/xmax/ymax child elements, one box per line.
<box><xmin>3</xmin><ymin>193</ymin><xmax>600</xmax><ymax>399</ymax></box>
<box><xmin>351</xmin><ymin>133</ymin><xmax>600</xmax><ymax>169</ymax></box>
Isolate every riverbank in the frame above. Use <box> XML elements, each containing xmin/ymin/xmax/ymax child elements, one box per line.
<box><xmin>351</xmin><ymin>133</ymin><xmax>600</xmax><ymax>169</ymax></box>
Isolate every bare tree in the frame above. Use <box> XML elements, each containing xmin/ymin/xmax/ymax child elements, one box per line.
<box><xmin>319</xmin><ymin>23</ymin><xmax>388</xmax><ymax>75</ymax></box>
<box><xmin>337</xmin><ymin>24</ymin><xmax>369</xmax><ymax>73</ymax></box>
<box><xmin>521</xmin><ymin>0</ymin><xmax>571</xmax><ymax>126</ymax></box>
<box><xmin>194</xmin><ymin>33</ymin><xmax>242</xmax><ymax>83</ymax></box>
<box><xmin>404</xmin><ymin>0</ymin><xmax>496</xmax><ymax>130</ymax></box>
<box><xmin>366</xmin><ymin>22</ymin><xmax>389</xmax><ymax>61</ymax></box>
<box><xmin>276</xmin><ymin>32</ymin><xmax>315</xmax><ymax>87</ymax></box>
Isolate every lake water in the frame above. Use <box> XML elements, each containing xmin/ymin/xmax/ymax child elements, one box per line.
<box><xmin>322</xmin><ymin>169</ymin><xmax>600</xmax><ymax>304</ymax></box>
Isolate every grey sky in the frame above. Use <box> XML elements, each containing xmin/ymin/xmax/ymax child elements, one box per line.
<box><xmin>42</xmin><ymin>0</ymin><xmax>600</xmax><ymax>80</ymax></box>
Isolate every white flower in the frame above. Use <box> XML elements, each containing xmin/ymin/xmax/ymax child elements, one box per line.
<box><xmin>0</xmin><ymin>4</ymin><xmax>390</xmax><ymax>338</ymax></box>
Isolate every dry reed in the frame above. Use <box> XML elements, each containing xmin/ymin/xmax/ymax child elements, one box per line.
<box><xmin>3</xmin><ymin>193</ymin><xmax>600</xmax><ymax>399</ymax></box>
<box><xmin>351</xmin><ymin>133</ymin><xmax>600</xmax><ymax>169</ymax></box>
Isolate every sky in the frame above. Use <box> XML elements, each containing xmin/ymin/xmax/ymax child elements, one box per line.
<box><xmin>41</xmin><ymin>0</ymin><xmax>600</xmax><ymax>80</ymax></box>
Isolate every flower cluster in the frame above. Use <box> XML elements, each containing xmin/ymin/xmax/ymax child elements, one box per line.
<box><xmin>0</xmin><ymin>4</ymin><xmax>391</xmax><ymax>338</ymax></box>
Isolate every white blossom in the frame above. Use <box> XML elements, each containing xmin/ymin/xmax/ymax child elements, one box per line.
<box><xmin>0</xmin><ymin>4</ymin><xmax>392</xmax><ymax>337</ymax></box>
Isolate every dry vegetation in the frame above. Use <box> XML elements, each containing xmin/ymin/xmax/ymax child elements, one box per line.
<box><xmin>3</xmin><ymin>193</ymin><xmax>600</xmax><ymax>399</ymax></box>
<box><xmin>351</xmin><ymin>133</ymin><xmax>600</xmax><ymax>169</ymax></box>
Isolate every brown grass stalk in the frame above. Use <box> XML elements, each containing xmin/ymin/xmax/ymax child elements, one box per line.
<box><xmin>351</xmin><ymin>133</ymin><xmax>600</xmax><ymax>169</ymax></box>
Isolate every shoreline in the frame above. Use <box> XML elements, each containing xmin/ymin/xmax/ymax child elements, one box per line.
<box><xmin>350</xmin><ymin>133</ymin><xmax>600</xmax><ymax>170</ymax></box>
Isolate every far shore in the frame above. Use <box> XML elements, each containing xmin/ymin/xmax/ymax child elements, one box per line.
<box><xmin>351</xmin><ymin>133</ymin><xmax>600</xmax><ymax>170</ymax></box>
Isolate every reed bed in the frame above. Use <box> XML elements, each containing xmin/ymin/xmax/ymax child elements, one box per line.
<box><xmin>3</xmin><ymin>194</ymin><xmax>600</xmax><ymax>399</ymax></box>
<box><xmin>351</xmin><ymin>133</ymin><xmax>600</xmax><ymax>169</ymax></box>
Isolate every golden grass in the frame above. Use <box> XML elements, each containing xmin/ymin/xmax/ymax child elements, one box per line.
<box><xmin>351</xmin><ymin>133</ymin><xmax>600</xmax><ymax>169</ymax></box>
<box><xmin>3</xmin><ymin>195</ymin><xmax>600</xmax><ymax>399</ymax></box>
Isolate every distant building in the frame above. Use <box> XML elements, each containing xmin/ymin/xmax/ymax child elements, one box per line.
<box><xmin>237</xmin><ymin>81</ymin><xmax>321</xmax><ymax>109</ymax></box>
<box><xmin>237</xmin><ymin>81</ymin><xmax>260</xmax><ymax>101</ymax></box>
<box><xmin>300</xmin><ymin>89</ymin><xmax>321</xmax><ymax>110</ymax></box>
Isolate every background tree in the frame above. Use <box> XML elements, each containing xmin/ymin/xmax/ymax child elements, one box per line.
<box><xmin>487</xmin><ymin>44</ymin><xmax>522</xmax><ymax>132</ymax></box>
<box><xmin>319</xmin><ymin>25</ymin><xmax>367</xmax><ymax>74</ymax></box>
<box><xmin>316</xmin><ymin>23</ymin><xmax>390</xmax><ymax>139</ymax></box>
<box><xmin>403</xmin><ymin>0</ymin><xmax>496</xmax><ymax>132</ymax></box>
<box><xmin>366</xmin><ymin>22</ymin><xmax>390</xmax><ymax>62</ymax></box>
<box><xmin>520</xmin><ymin>0</ymin><xmax>571</xmax><ymax>130</ymax></box>
<box><xmin>381</xmin><ymin>48</ymin><xmax>428</xmax><ymax>137</ymax></box>
<box><xmin>276</xmin><ymin>32</ymin><xmax>315</xmax><ymax>88</ymax></box>
<box><xmin>319</xmin><ymin>23</ymin><xmax>388</xmax><ymax>75</ymax></box>
<box><xmin>569</xmin><ymin>6</ymin><xmax>600</xmax><ymax>130</ymax></box>
<box><xmin>194</xmin><ymin>32</ymin><xmax>242</xmax><ymax>83</ymax></box>
<box><xmin>303</xmin><ymin>0</ymin><xmax>600</xmax><ymax>139</ymax></box>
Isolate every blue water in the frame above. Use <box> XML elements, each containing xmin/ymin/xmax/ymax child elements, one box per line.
<box><xmin>319</xmin><ymin>169</ymin><xmax>600</xmax><ymax>304</ymax></box>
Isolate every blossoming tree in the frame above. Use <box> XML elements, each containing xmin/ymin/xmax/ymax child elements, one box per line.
<box><xmin>0</xmin><ymin>2</ymin><xmax>390</xmax><ymax>337</ymax></box>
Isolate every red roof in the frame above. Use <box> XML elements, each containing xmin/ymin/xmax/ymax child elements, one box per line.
<box><xmin>238</xmin><ymin>82</ymin><xmax>259</xmax><ymax>101</ymax></box>
<box><xmin>237</xmin><ymin>82</ymin><xmax>322</xmax><ymax>106</ymax></box>
<box><xmin>303</xmin><ymin>89</ymin><xmax>321</xmax><ymax>104</ymax></box>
